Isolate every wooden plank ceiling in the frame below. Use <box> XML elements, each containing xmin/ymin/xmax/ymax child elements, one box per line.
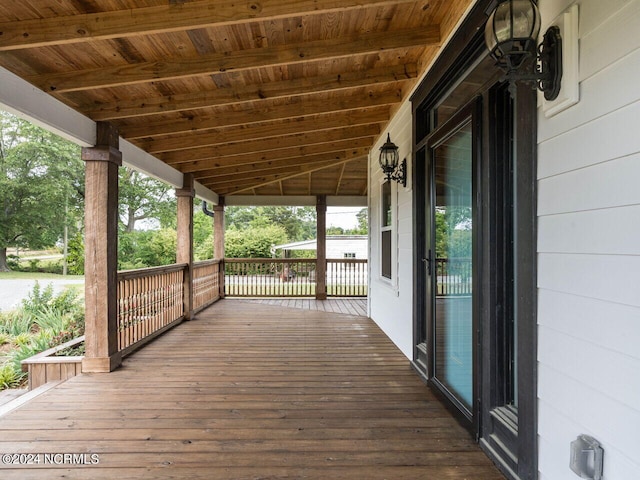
<box><xmin>0</xmin><ymin>0</ymin><xmax>473</xmax><ymax>199</ymax></box>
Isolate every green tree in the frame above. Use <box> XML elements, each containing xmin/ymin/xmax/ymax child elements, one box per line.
<box><xmin>65</xmin><ymin>232</ymin><xmax>85</xmax><ymax>275</ymax></box>
<box><xmin>225</xmin><ymin>206</ymin><xmax>316</xmax><ymax>242</ymax></box>
<box><xmin>118</xmin><ymin>167</ymin><xmax>176</xmax><ymax>233</ymax></box>
<box><xmin>352</xmin><ymin>207</ymin><xmax>368</xmax><ymax>235</ymax></box>
<box><xmin>0</xmin><ymin>112</ymin><xmax>83</xmax><ymax>271</ymax></box>
<box><xmin>118</xmin><ymin>229</ymin><xmax>177</xmax><ymax>270</ymax></box>
<box><xmin>327</xmin><ymin>226</ymin><xmax>345</xmax><ymax>235</ymax></box>
<box><xmin>225</xmin><ymin>225</ymin><xmax>288</xmax><ymax>258</ymax></box>
<box><xmin>193</xmin><ymin>202</ymin><xmax>214</xmax><ymax>261</ymax></box>
<box><xmin>193</xmin><ymin>202</ymin><xmax>213</xmax><ymax>248</ymax></box>
<box><xmin>435</xmin><ymin>207</ymin><xmax>472</xmax><ymax>259</ymax></box>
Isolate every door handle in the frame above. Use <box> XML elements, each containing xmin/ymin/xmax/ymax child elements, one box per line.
<box><xmin>422</xmin><ymin>250</ymin><xmax>432</xmax><ymax>275</ymax></box>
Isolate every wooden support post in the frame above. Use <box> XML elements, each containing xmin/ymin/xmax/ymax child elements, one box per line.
<box><xmin>176</xmin><ymin>174</ymin><xmax>195</xmax><ymax>320</ymax></box>
<box><xmin>316</xmin><ymin>195</ymin><xmax>327</xmax><ymax>300</ymax></box>
<box><xmin>214</xmin><ymin>198</ymin><xmax>225</xmax><ymax>299</ymax></box>
<box><xmin>81</xmin><ymin>123</ymin><xmax>122</xmax><ymax>373</ymax></box>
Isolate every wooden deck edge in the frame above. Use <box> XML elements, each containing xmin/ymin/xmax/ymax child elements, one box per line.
<box><xmin>20</xmin><ymin>335</ymin><xmax>85</xmax><ymax>372</ymax></box>
<box><xmin>22</xmin><ymin>356</ymin><xmax>84</xmax><ymax>365</ymax></box>
<box><xmin>0</xmin><ymin>380</ymin><xmax>63</xmax><ymax>418</ymax></box>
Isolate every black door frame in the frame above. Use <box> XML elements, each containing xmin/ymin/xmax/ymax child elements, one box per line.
<box><xmin>409</xmin><ymin>2</ymin><xmax>538</xmax><ymax>479</ymax></box>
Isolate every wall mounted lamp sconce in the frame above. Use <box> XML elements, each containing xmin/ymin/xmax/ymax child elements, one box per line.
<box><xmin>485</xmin><ymin>0</ymin><xmax>562</xmax><ymax>100</ymax></box>
<box><xmin>379</xmin><ymin>133</ymin><xmax>406</xmax><ymax>187</ymax></box>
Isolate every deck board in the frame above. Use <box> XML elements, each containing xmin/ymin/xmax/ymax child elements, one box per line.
<box><xmin>241</xmin><ymin>297</ymin><xmax>368</xmax><ymax>317</ymax></box>
<box><xmin>0</xmin><ymin>299</ymin><xmax>503</xmax><ymax>479</ymax></box>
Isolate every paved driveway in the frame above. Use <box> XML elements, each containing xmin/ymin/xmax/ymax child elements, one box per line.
<box><xmin>0</xmin><ymin>278</ymin><xmax>84</xmax><ymax>312</ymax></box>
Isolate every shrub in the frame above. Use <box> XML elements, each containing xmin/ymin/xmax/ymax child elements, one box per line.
<box><xmin>37</xmin><ymin>259</ymin><xmax>64</xmax><ymax>275</ymax></box>
<box><xmin>0</xmin><ymin>311</ymin><xmax>33</xmax><ymax>336</ymax></box>
<box><xmin>21</xmin><ymin>281</ymin><xmax>55</xmax><ymax>316</ymax></box>
<box><xmin>66</xmin><ymin>232</ymin><xmax>85</xmax><ymax>275</ymax></box>
<box><xmin>195</xmin><ymin>232</ymin><xmax>214</xmax><ymax>261</ymax></box>
<box><xmin>225</xmin><ymin>224</ymin><xmax>288</xmax><ymax>258</ymax></box>
<box><xmin>47</xmin><ymin>319</ymin><xmax>84</xmax><ymax>351</ymax></box>
<box><xmin>31</xmin><ymin>331</ymin><xmax>53</xmax><ymax>351</ymax></box>
<box><xmin>49</xmin><ymin>288</ymin><xmax>83</xmax><ymax>320</ymax></box>
<box><xmin>0</xmin><ymin>284</ymin><xmax>86</xmax><ymax>392</ymax></box>
<box><xmin>13</xmin><ymin>333</ymin><xmax>32</xmax><ymax>347</ymax></box>
<box><xmin>33</xmin><ymin>306</ymin><xmax>73</xmax><ymax>334</ymax></box>
<box><xmin>0</xmin><ymin>363</ymin><xmax>21</xmax><ymax>390</ymax></box>
<box><xmin>118</xmin><ymin>229</ymin><xmax>177</xmax><ymax>269</ymax></box>
<box><xmin>6</xmin><ymin>255</ymin><xmax>20</xmax><ymax>270</ymax></box>
<box><xmin>5</xmin><ymin>344</ymin><xmax>35</xmax><ymax>385</ymax></box>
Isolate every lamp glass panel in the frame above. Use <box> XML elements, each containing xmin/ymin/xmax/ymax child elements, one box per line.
<box><xmin>491</xmin><ymin>0</ymin><xmax>540</xmax><ymax>44</ymax></box>
<box><xmin>511</xmin><ymin>0</ymin><xmax>539</xmax><ymax>39</ymax></box>
<box><xmin>380</xmin><ymin>148</ymin><xmax>398</xmax><ymax>171</ymax></box>
<box><xmin>493</xmin><ymin>1</ymin><xmax>514</xmax><ymax>44</ymax></box>
<box><xmin>485</xmin><ymin>10</ymin><xmax>498</xmax><ymax>52</ymax></box>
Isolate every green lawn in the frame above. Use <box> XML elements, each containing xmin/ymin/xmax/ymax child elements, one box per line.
<box><xmin>0</xmin><ymin>271</ymin><xmax>84</xmax><ymax>280</ymax></box>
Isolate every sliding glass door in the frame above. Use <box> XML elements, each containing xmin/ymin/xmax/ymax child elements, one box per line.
<box><xmin>426</xmin><ymin>103</ymin><xmax>478</xmax><ymax>421</ymax></box>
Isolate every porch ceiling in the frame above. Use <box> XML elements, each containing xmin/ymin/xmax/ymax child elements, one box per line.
<box><xmin>0</xmin><ymin>0</ymin><xmax>472</xmax><ymax>198</ymax></box>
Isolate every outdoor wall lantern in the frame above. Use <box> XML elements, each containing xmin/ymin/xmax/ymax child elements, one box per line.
<box><xmin>485</xmin><ymin>0</ymin><xmax>562</xmax><ymax>100</ymax></box>
<box><xmin>378</xmin><ymin>133</ymin><xmax>406</xmax><ymax>187</ymax></box>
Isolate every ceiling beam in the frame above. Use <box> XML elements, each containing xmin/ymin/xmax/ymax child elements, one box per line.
<box><xmin>199</xmin><ymin>162</ymin><xmax>342</xmax><ymax>184</ymax></box>
<box><xmin>27</xmin><ymin>26</ymin><xmax>439</xmax><ymax>93</ymax></box>
<box><xmin>224</xmin><ymin>196</ymin><xmax>367</xmax><ymax>206</ymax></box>
<box><xmin>121</xmin><ymin>88</ymin><xmax>401</xmax><ymax>139</ymax></box>
<box><xmin>194</xmin><ymin>147</ymin><xmax>370</xmax><ymax>180</ymax></box>
<box><xmin>336</xmin><ymin>164</ymin><xmax>347</xmax><ymax>195</ymax></box>
<box><xmin>205</xmin><ymin>156</ymin><xmax>367</xmax><ymax>195</ymax></box>
<box><xmin>135</xmin><ymin>107</ymin><xmax>388</xmax><ymax>153</ymax></box>
<box><xmin>167</xmin><ymin>137</ymin><xmax>372</xmax><ymax>172</ymax></box>
<box><xmin>0</xmin><ymin>0</ymin><xmax>420</xmax><ymax>51</ymax></box>
<box><xmin>152</xmin><ymin>123</ymin><xmax>379</xmax><ymax>159</ymax></box>
<box><xmin>87</xmin><ymin>64</ymin><xmax>417</xmax><ymax>121</ymax></box>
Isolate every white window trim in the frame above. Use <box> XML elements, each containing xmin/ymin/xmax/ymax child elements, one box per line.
<box><xmin>379</xmin><ymin>178</ymin><xmax>398</xmax><ymax>289</ymax></box>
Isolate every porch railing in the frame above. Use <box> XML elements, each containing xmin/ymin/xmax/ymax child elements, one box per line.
<box><xmin>117</xmin><ymin>264</ymin><xmax>186</xmax><ymax>355</ymax></box>
<box><xmin>224</xmin><ymin>258</ymin><xmax>317</xmax><ymax>297</ymax></box>
<box><xmin>435</xmin><ymin>257</ymin><xmax>472</xmax><ymax>296</ymax></box>
<box><xmin>114</xmin><ymin>256</ymin><xmax>366</xmax><ymax>355</ymax></box>
<box><xmin>116</xmin><ymin>260</ymin><xmax>224</xmax><ymax>355</ymax></box>
<box><xmin>326</xmin><ymin>259</ymin><xmax>368</xmax><ymax>297</ymax></box>
<box><xmin>224</xmin><ymin>258</ymin><xmax>368</xmax><ymax>298</ymax></box>
<box><xmin>193</xmin><ymin>259</ymin><xmax>222</xmax><ymax>312</ymax></box>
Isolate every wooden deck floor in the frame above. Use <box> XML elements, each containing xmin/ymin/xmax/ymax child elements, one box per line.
<box><xmin>241</xmin><ymin>297</ymin><xmax>368</xmax><ymax>317</ymax></box>
<box><xmin>0</xmin><ymin>300</ymin><xmax>504</xmax><ymax>479</ymax></box>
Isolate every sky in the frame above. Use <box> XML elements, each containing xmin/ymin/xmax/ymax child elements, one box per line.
<box><xmin>326</xmin><ymin>206</ymin><xmax>365</xmax><ymax>230</ymax></box>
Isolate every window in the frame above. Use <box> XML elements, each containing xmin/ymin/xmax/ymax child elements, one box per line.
<box><xmin>381</xmin><ymin>181</ymin><xmax>392</xmax><ymax>279</ymax></box>
<box><xmin>344</xmin><ymin>253</ymin><xmax>356</xmax><ymax>259</ymax></box>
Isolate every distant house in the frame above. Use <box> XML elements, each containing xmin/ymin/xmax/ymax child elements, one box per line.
<box><xmin>272</xmin><ymin>235</ymin><xmax>368</xmax><ymax>259</ymax></box>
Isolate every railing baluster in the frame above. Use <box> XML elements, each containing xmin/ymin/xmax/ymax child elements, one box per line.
<box><xmin>220</xmin><ymin>258</ymin><xmax>366</xmax><ymax>298</ymax></box>
<box><xmin>117</xmin><ymin>262</ymin><xmax>208</xmax><ymax>355</ymax></box>
<box><xmin>190</xmin><ymin>260</ymin><xmax>221</xmax><ymax>312</ymax></box>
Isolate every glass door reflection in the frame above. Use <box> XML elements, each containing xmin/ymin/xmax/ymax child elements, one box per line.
<box><xmin>432</xmin><ymin>120</ymin><xmax>473</xmax><ymax>412</ymax></box>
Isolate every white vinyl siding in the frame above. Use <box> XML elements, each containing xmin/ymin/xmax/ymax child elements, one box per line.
<box><xmin>537</xmin><ymin>1</ymin><xmax>640</xmax><ymax>479</ymax></box>
<box><xmin>368</xmin><ymin>101</ymin><xmax>413</xmax><ymax>359</ymax></box>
